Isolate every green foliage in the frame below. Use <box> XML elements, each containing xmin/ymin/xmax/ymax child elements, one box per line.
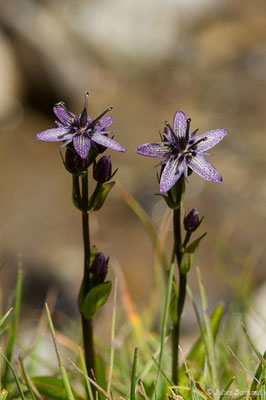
<box><xmin>169</xmin><ymin>280</ymin><xmax>179</xmax><ymax>324</ymax></box>
<box><xmin>1</xmin><ymin>187</ymin><xmax>265</xmax><ymax>400</ymax></box>
<box><xmin>88</xmin><ymin>182</ymin><xmax>115</xmax><ymax>212</ymax></box>
<box><xmin>31</xmin><ymin>376</ymin><xmax>73</xmax><ymax>400</ymax></box>
<box><xmin>180</xmin><ymin>233</ymin><xmax>207</xmax><ymax>273</ymax></box>
<box><xmin>80</xmin><ymin>281</ymin><xmax>112</xmax><ymax>320</ymax></box>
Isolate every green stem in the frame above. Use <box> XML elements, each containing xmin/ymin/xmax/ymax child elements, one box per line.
<box><xmin>81</xmin><ymin>172</ymin><xmax>95</xmax><ymax>380</ymax></box>
<box><xmin>171</xmin><ymin>178</ymin><xmax>186</xmax><ymax>385</ymax></box>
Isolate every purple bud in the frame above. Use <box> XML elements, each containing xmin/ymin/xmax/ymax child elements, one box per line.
<box><xmin>93</xmin><ymin>156</ymin><xmax>112</xmax><ymax>183</ymax></box>
<box><xmin>90</xmin><ymin>252</ymin><xmax>108</xmax><ymax>283</ymax></box>
<box><xmin>184</xmin><ymin>208</ymin><xmax>203</xmax><ymax>232</ymax></box>
<box><xmin>64</xmin><ymin>147</ymin><xmax>91</xmax><ymax>174</ymax></box>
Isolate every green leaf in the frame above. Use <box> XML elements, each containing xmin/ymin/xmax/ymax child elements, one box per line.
<box><xmin>169</xmin><ymin>280</ymin><xmax>179</xmax><ymax>324</ymax></box>
<box><xmin>88</xmin><ymin>182</ymin><xmax>115</xmax><ymax>212</ymax></box>
<box><xmin>31</xmin><ymin>377</ymin><xmax>73</xmax><ymax>400</ymax></box>
<box><xmin>81</xmin><ymin>281</ymin><xmax>112</xmax><ymax>320</ymax></box>
<box><xmin>78</xmin><ymin>247</ymin><xmax>99</xmax><ymax>309</ymax></box>
<box><xmin>180</xmin><ymin>233</ymin><xmax>207</xmax><ymax>274</ymax></box>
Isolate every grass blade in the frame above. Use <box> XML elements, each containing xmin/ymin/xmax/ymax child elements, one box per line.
<box><xmin>153</xmin><ymin>247</ymin><xmax>176</xmax><ymax>399</ymax></box>
<box><xmin>219</xmin><ymin>377</ymin><xmax>235</xmax><ymax>400</ymax></box>
<box><xmin>116</xmin><ymin>183</ymin><xmax>168</xmax><ymax>270</ymax></box>
<box><xmin>130</xmin><ymin>347</ymin><xmax>139</xmax><ymax>400</ymax></box>
<box><xmin>251</xmin><ymin>351</ymin><xmax>266</xmax><ymax>393</ymax></box>
<box><xmin>45</xmin><ymin>303</ymin><xmax>75</xmax><ymax>400</ymax></box>
<box><xmin>2</xmin><ymin>262</ymin><xmax>23</xmax><ymax>387</ymax></box>
<box><xmin>197</xmin><ymin>268</ymin><xmax>218</xmax><ymax>390</ymax></box>
<box><xmin>242</xmin><ymin>323</ymin><xmax>266</xmax><ymax>369</ymax></box>
<box><xmin>107</xmin><ymin>278</ymin><xmax>117</xmax><ymax>395</ymax></box>
<box><xmin>68</xmin><ymin>357</ymin><xmax>111</xmax><ymax>399</ymax></box>
<box><xmin>79</xmin><ymin>347</ymin><xmax>94</xmax><ymax>400</ymax></box>
<box><xmin>18</xmin><ymin>355</ymin><xmax>39</xmax><ymax>400</ymax></box>
<box><xmin>0</xmin><ymin>350</ymin><xmax>26</xmax><ymax>400</ymax></box>
<box><xmin>0</xmin><ymin>308</ymin><xmax>13</xmax><ymax>329</ymax></box>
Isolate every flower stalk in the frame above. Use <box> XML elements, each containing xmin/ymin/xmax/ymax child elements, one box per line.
<box><xmin>36</xmin><ymin>93</ymin><xmax>126</xmax><ymax>388</ymax></box>
<box><xmin>80</xmin><ymin>172</ymin><xmax>95</xmax><ymax>377</ymax></box>
<box><xmin>171</xmin><ymin>177</ymin><xmax>186</xmax><ymax>385</ymax></box>
<box><xmin>136</xmin><ymin>109</ymin><xmax>226</xmax><ymax>386</ymax></box>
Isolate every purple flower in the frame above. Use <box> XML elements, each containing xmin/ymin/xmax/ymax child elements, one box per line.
<box><xmin>184</xmin><ymin>208</ymin><xmax>203</xmax><ymax>232</ymax></box>
<box><xmin>90</xmin><ymin>252</ymin><xmax>108</xmax><ymax>284</ymax></box>
<box><xmin>136</xmin><ymin>110</ymin><xmax>226</xmax><ymax>193</ymax></box>
<box><xmin>36</xmin><ymin>92</ymin><xmax>126</xmax><ymax>159</ymax></box>
<box><xmin>93</xmin><ymin>155</ymin><xmax>113</xmax><ymax>183</ymax></box>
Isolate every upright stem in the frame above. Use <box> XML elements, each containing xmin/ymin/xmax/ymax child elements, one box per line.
<box><xmin>81</xmin><ymin>172</ymin><xmax>95</xmax><ymax>379</ymax></box>
<box><xmin>172</xmin><ymin>178</ymin><xmax>186</xmax><ymax>385</ymax></box>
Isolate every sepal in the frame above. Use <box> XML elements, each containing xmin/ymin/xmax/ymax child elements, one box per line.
<box><xmin>88</xmin><ymin>181</ymin><xmax>115</xmax><ymax>212</ymax></box>
<box><xmin>180</xmin><ymin>233</ymin><xmax>207</xmax><ymax>274</ymax></box>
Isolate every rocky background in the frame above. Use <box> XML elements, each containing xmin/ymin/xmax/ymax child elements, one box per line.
<box><xmin>0</xmin><ymin>0</ymin><xmax>265</xmax><ymax>344</ymax></box>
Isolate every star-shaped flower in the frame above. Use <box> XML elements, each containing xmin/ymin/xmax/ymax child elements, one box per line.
<box><xmin>36</xmin><ymin>92</ymin><xmax>126</xmax><ymax>159</ymax></box>
<box><xmin>136</xmin><ymin>110</ymin><xmax>226</xmax><ymax>193</ymax></box>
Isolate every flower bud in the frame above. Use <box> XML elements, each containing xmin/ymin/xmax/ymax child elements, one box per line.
<box><xmin>184</xmin><ymin>208</ymin><xmax>203</xmax><ymax>232</ymax></box>
<box><xmin>64</xmin><ymin>147</ymin><xmax>91</xmax><ymax>174</ymax></box>
<box><xmin>90</xmin><ymin>252</ymin><xmax>108</xmax><ymax>284</ymax></box>
<box><xmin>93</xmin><ymin>156</ymin><xmax>112</xmax><ymax>183</ymax></box>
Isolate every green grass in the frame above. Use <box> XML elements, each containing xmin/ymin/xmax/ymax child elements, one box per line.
<box><xmin>0</xmin><ymin>188</ymin><xmax>265</xmax><ymax>399</ymax></box>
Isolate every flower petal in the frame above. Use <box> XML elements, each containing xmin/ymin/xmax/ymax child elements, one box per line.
<box><xmin>36</xmin><ymin>127</ymin><xmax>71</xmax><ymax>142</ymax></box>
<box><xmin>73</xmin><ymin>135</ymin><xmax>91</xmax><ymax>159</ymax></box>
<box><xmin>160</xmin><ymin>156</ymin><xmax>186</xmax><ymax>193</ymax></box>
<box><xmin>53</xmin><ymin>105</ymin><xmax>77</xmax><ymax>125</ymax></box>
<box><xmin>95</xmin><ymin>116</ymin><xmax>114</xmax><ymax>129</ymax></box>
<box><xmin>173</xmin><ymin>110</ymin><xmax>187</xmax><ymax>138</ymax></box>
<box><xmin>136</xmin><ymin>142</ymin><xmax>171</xmax><ymax>158</ymax></box>
<box><xmin>188</xmin><ymin>155</ymin><xmax>222</xmax><ymax>182</ymax></box>
<box><xmin>92</xmin><ymin>132</ymin><xmax>126</xmax><ymax>152</ymax></box>
<box><xmin>193</xmin><ymin>129</ymin><xmax>227</xmax><ymax>152</ymax></box>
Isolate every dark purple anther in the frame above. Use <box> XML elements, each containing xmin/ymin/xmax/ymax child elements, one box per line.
<box><xmin>93</xmin><ymin>155</ymin><xmax>112</xmax><ymax>183</ymax></box>
<box><xmin>184</xmin><ymin>208</ymin><xmax>203</xmax><ymax>232</ymax></box>
<box><xmin>90</xmin><ymin>252</ymin><xmax>108</xmax><ymax>284</ymax></box>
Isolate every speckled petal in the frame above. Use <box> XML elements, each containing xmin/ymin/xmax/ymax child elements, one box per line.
<box><xmin>53</xmin><ymin>105</ymin><xmax>77</xmax><ymax>125</ymax></box>
<box><xmin>73</xmin><ymin>135</ymin><xmax>91</xmax><ymax>159</ymax></box>
<box><xmin>159</xmin><ymin>157</ymin><xmax>186</xmax><ymax>193</ymax></box>
<box><xmin>95</xmin><ymin>116</ymin><xmax>114</xmax><ymax>129</ymax></box>
<box><xmin>173</xmin><ymin>110</ymin><xmax>187</xmax><ymax>138</ymax></box>
<box><xmin>36</xmin><ymin>127</ymin><xmax>71</xmax><ymax>142</ymax></box>
<box><xmin>188</xmin><ymin>155</ymin><xmax>222</xmax><ymax>182</ymax></box>
<box><xmin>92</xmin><ymin>132</ymin><xmax>126</xmax><ymax>152</ymax></box>
<box><xmin>193</xmin><ymin>129</ymin><xmax>227</xmax><ymax>152</ymax></box>
<box><xmin>136</xmin><ymin>143</ymin><xmax>171</xmax><ymax>158</ymax></box>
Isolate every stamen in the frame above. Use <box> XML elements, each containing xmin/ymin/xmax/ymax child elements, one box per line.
<box><xmin>186</xmin><ymin>118</ymin><xmax>191</xmax><ymax>143</ymax></box>
<box><xmin>55</xmin><ymin>101</ymin><xmax>75</xmax><ymax>122</ymax></box>
<box><xmin>80</xmin><ymin>92</ymin><xmax>89</xmax><ymax>128</ymax></box>
<box><xmin>84</xmin><ymin>91</ymin><xmax>89</xmax><ymax>110</ymax></box>
<box><xmin>165</xmin><ymin>121</ymin><xmax>179</xmax><ymax>146</ymax></box>
<box><xmin>90</xmin><ymin>107</ymin><xmax>113</xmax><ymax>128</ymax></box>
<box><xmin>188</xmin><ymin>137</ymin><xmax>207</xmax><ymax>150</ymax></box>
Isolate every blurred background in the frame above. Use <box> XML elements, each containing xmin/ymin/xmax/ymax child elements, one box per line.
<box><xmin>0</xmin><ymin>0</ymin><xmax>265</xmax><ymax>349</ymax></box>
